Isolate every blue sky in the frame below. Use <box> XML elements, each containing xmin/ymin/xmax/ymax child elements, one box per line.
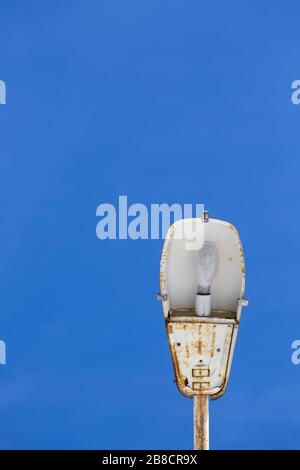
<box><xmin>0</xmin><ymin>0</ymin><xmax>300</xmax><ymax>449</ymax></box>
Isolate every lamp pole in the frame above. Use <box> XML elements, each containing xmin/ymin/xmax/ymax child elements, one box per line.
<box><xmin>193</xmin><ymin>395</ymin><xmax>209</xmax><ymax>450</ymax></box>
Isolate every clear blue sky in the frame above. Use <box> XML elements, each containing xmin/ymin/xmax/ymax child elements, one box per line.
<box><xmin>0</xmin><ymin>0</ymin><xmax>300</xmax><ymax>450</ymax></box>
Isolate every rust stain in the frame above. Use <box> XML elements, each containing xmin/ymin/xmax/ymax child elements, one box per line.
<box><xmin>167</xmin><ymin>320</ymin><xmax>237</xmax><ymax>398</ymax></box>
<box><xmin>194</xmin><ymin>395</ymin><xmax>209</xmax><ymax>450</ymax></box>
<box><xmin>159</xmin><ymin>272</ymin><xmax>166</xmax><ymax>292</ymax></box>
<box><xmin>193</xmin><ymin>382</ymin><xmax>210</xmax><ymax>391</ymax></box>
<box><xmin>192</xmin><ymin>368</ymin><xmax>210</xmax><ymax>378</ymax></box>
<box><xmin>198</xmin><ymin>324</ymin><xmax>203</xmax><ymax>355</ymax></box>
<box><xmin>167</xmin><ymin>325</ymin><xmax>185</xmax><ymax>392</ymax></box>
<box><xmin>210</xmin><ymin>326</ymin><xmax>216</xmax><ymax>358</ymax></box>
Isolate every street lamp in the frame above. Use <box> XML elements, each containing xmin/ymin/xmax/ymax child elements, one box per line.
<box><xmin>157</xmin><ymin>213</ymin><xmax>248</xmax><ymax>450</ymax></box>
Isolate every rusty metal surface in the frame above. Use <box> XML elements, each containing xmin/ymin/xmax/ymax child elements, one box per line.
<box><xmin>166</xmin><ymin>316</ymin><xmax>236</xmax><ymax>398</ymax></box>
<box><xmin>159</xmin><ymin>217</ymin><xmax>247</xmax><ymax>401</ymax></box>
<box><xmin>228</xmin><ymin>222</ymin><xmax>246</xmax><ymax>299</ymax></box>
<box><xmin>170</xmin><ymin>308</ymin><xmax>236</xmax><ymax>320</ymax></box>
<box><xmin>194</xmin><ymin>395</ymin><xmax>209</xmax><ymax>450</ymax></box>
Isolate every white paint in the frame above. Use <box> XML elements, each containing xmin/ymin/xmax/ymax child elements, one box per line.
<box><xmin>162</xmin><ymin>218</ymin><xmax>244</xmax><ymax>314</ymax></box>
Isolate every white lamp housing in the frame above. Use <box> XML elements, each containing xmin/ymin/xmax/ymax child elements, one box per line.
<box><xmin>158</xmin><ymin>217</ymin><xmax>247</xmax><ymax>400</ymax></box>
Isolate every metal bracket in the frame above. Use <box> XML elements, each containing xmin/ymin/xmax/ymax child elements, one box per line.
<box><xmin>156</xmin><ymin>292</ymin><xmax>168</xmax><ymax>302</ymax></box>
<box><xmin>236</xmin><ymin>298</ymin><xmax>248</xmax><ymax>321</ymax></box>
<box><xmin>202</xmin><ymin>210</ymin><xmax>209</xmax><ymax>223</ymax></box>
<box><xmin>238</xmin><ymin>298</ymin><xmax>249</xmax><ymax>307</ymax></box>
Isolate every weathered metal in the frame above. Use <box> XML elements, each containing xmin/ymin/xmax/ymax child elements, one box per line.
<box><xmin>166</xmin><ymin>313</ymin><xmax>236</xmax><ymax>398</ymax></box>
<box><xmin>194</xmin><ymin>395</ymin><xmax>209</xmax><ymax>450</ymax></box>
<box><xmin>158</xmin><ymin>217</ymin><xmax>248</xmax><ymax>450</ymax></box>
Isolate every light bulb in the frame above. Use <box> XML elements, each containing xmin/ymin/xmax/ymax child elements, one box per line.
<box><xmin>195</xmin><ymin>241</ymin><xmax>219</xmax><ymax>316</ymax></box>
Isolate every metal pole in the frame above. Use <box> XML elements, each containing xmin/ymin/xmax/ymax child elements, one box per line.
<box><xmin>193</xmin><ymin>395</ymin><xmax>209</xmax><ymax>450</ymax></box>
